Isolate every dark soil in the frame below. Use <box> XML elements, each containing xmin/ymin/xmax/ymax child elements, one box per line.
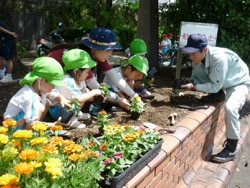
<box><xmin>0</xmin><ymin>57</ymin><xmax>207</xmax><ymax>139</ymax></box>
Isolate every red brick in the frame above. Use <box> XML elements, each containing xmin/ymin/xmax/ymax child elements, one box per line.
<box><xmin>162</xmin><ymin>158</ymin><xmax>175</xmax><ymax>177</ymax></box>
<box><xmin>125</xmin><ymin>166</ymin><xmax>150</xmax><ymax>188</ymax></box>
<box><xmin>176</xmin><ymin>117</ymin><xmax>200</xmax><ymax>132</ymax></box>
<box><xmin>176</xmin><ymin>179</ymin><xmax>189</xmax><ymax>188</ymax></box>
<box><xmin>170</xmin><ymin>146</ymin><xmax>181</xmax><ymax>162</ymax></box>
<box><xmin>221</xmin><ymin>161</ymin><xmax>236</xmax><ymax>174</ymax></box>
<box><xmin>136</xmin><ymin>170</ymin><xmax>155</xmax><ymax>188</ymax></box>
<box><xmin>172</xmin><ymin>126</ymin><xmax>191</xmax><ymax>142</ymax></box>
<box><xmin>186</xmin><ymin>111</ymin><xmax>207</xmax><ymax>123</ymax></box>
<box><xmin>155</xmin><ymin>155</ymin><xmax>170</xmax><ymax>174</ymax></box>
<box><xmin>148</xmin><ymin>150</ymin><xmax>167</xmax><ymax>170</ymax></box>
<box><xmin>167</xmin><ymin>161</ymin><xmax>181</xmax><ymax>181</ymax></box>
<box><xmin>145</xmin><ymin>171</ymin><xmax>162</xmax><ymax>188</ymax></box>
<box><xmin>206</xmin><ymin>178</ymin><xmax>225</xmax><ymax>188</ymax></box>
<box><xmin>161</xmin><ymin>135</ymin><xmax>180</xmax><ymax>154</ymax></box>
<box><xmin>174</xmin><ymin>162</ymin><xmax>185</xmax><ymax>182</ymax></box>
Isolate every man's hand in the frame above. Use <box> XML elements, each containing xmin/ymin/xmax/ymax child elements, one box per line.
<box><xmin>180</xmin><ymin>83</ymin><xmax>196</xmax><ymax>90</ymax></box>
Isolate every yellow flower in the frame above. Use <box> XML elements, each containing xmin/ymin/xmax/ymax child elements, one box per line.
<box><xmin>98</xmin><ymin>110</ymin><xmax>107</xmax><ymax>115</ymax></box>
<box><xmin>30</xmin><ymin>137</ymin><xmax>48</xmax><ymax>146</ymax></box>
<box><xmin>63</xmin><ymin>140</ymin><xmax>75</xmax><ymax>146</ymax></box>
<box><xmin>68</xmin><ymin>153</ymin><xmax>81</xmax><ymax>162</ymax></box>
<box><xmin>50</xmin><ymin>125</ymin><xmax>63</xmax><ymax>131</ymax></box>
<box><xmin>0</xmin><ymin>173</ymin><xmax>19</xmax><ymax>186</ymax></box>
<box><xmin>30</xmin><ymin>161</ymin><xmax>42</xmax><ymax>168</ymax></box>
<box><xmin>14</xmin><ymin>162</ymin><xmax>34</xmax><ymax>175</ymax></box>
<box><xmin>64</xmin><ymin>143</ymin><xmax>83</xmax><ymax>154</ymax></box>
<box><xmin>2</xmin><ymin>118</ymin><xmax>17</xmax><ymax>127</ymax></box>
<box><xmin>42</xmin><ymin>143</ymin><xmax>58</xmax><ymax>154</ymax></box>
<box><xmin>2</xmin><ymin>147</ymin><xmax>18</xmax><ymax>160</ymax></box>
<box><xmin>0</xmin><ymin>127</ymin><xmax>8</xmax><ymax>134</ymax></box>
<box><xmin>0</xmin><ymin>134</ymin><xmax>9</xmax><ymax>144</ymax></box>
<box><xmin>13</xmin><ymin>130</ymin><xmax>32</xmax><ymax>139</ymax></box>
<box><xmin>45</xmin><ymin>158</ymin><xmax>62</xmax><ymax>179</ymax></box>
<box><xmin>32</xmin><ymin>122</ymin><xmax>48</xmax><ymax>134</ymax></box>
<box><xmin>50</xmin><ymin>136</ymin><xmax>64</xmax><ymax>147</ymax></box>
<box><xmin>19</xmin><ymin>149</ymin><xmax>40</xmax><ymax>160</ymax></box>
<box><xmin>8</xmin><ymin>139</ymin><xmax>21</xmax><ymax>149</ymax></box>
<box><xmin>123</xmin><ymin>132</ymin><xmax>139</xmax><ymax>142</ymax></box>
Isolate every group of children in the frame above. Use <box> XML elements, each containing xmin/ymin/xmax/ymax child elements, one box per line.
<box><xmin>3</xmin><ymin>27</ymin><xmax>153</xmax><ymax>130</ymax></box>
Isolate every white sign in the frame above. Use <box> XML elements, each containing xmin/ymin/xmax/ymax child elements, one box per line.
<box><xmin>179</xmin><ymin>22</ymin><xmax>219</xmax><ymax>48</ymax></box>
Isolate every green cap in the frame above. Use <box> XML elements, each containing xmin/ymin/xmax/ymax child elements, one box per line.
<box><xmin>19</xmin><ymin>57</ymin><xmax>65</xmax><ymax>86</ymax></box>
<box><xmin>130</xmin><ymin>38</ymin><xmax>147</xmax><ymax>56</ymax></box>
<box><xmin>62</xmin><ymin>49</ymin><xmax>96</xmax><ymax>71</ymax></box>
<box><xmin>124</xmin><ymin>55</ymin><xmax>149</xmax><ymax>75</ymax></box>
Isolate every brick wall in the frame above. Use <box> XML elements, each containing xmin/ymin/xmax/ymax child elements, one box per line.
<box><xmin>122</xmin><ymin>101</ymin><xmax>225</xmax><ymax>188</ymax></box>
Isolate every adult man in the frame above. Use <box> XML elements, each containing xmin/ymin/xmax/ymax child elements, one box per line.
<box><xmin>0</xmin><ymin>20</ymin><xmax>18</xmax><ymax>82</ymax></box>
<box><xmin>180</xmin><ymin>34</ymin><xmax>250</xmax><ymax>163</ymax></box>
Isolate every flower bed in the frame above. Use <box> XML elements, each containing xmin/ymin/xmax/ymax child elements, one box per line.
<box><xmin>0</xmin><ymin>117</ymin><xmax>161</xmax><ymax>188</ymax></box>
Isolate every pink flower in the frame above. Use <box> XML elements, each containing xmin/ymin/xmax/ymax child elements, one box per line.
<box><xmin>114</xmin><ymin>151</ymin><xmax>123</xmax><ymax>159</ymax></box>
<box><xmin>104</xmin><ymin>157</ymin><xmax>114</xmax><ymax>166</ymax></box>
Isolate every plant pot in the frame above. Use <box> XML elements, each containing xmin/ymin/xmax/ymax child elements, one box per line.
<box><xmin>100</xmin><ymin>139</ymin><xmax>163</xmax><ymax>188</ymax></box>
<box><xmin>130</xmin><ymin>111</ymin><xmax>141</xmax><ymax>120</ymax></box>
<box><xmin>59</xmin><ymin>107</ymin><xmax>74</xmax><ymax>123</ymax></box>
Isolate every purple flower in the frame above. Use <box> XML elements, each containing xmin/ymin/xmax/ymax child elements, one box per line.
<box><xmin>114</xmin><ymin>151</ymin><xmax>124</xmax><ymax>159</ymax></box>
<box><xmin>104</xmin><ymin>157</ymin><xmax>114</xmax><ymax>166</ymax></box>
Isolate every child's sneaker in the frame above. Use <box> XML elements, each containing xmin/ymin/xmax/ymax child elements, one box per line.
<box><xmin>76</xmin><ymin>111</ymin><xmax>91</xmax><ymax>120</ymax></box>
<box><xmin>67</xmin><ymin>116</ymin><xmax>86</xmax><ymax>129</ymax></box>
<box><xmin>0</xmin><ymin>75</ymin><xmax>13</xmax><ymax>83</ymax></box>
<box><xmin>139</xmin><ymin>89</ymin><xmax>154</xmax><ymax>99</ymax></box>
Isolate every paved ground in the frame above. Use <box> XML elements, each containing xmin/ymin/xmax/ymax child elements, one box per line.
<box><xmin>228</xmin><ymin>123</ymin><xmax>250</xmax><ymax>188</ymax></box>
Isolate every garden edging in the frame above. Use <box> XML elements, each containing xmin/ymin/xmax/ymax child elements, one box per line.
<box><xmin>122</xmin><ymin>99</ymin><xmax>249</xmax><ymax>188</ymax></box>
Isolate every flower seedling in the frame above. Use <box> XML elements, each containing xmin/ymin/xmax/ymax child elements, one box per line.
<box><xmin>99</xmin><ymin>83</ymin><xmax>111</xmax><ymax>96</ymax></box>
<box><xmin>130</xmin><ymin>95</ymin><xmax>145</xmax><ymax>113</ymax></box>
<box><xmin>67</xmin><ymin>97</ymin><xmax>80</xmax><ymax>114</ymax></box>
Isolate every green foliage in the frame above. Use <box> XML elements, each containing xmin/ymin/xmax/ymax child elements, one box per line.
<box><xmin>159</xmin><ymin>0</ymin><xmax>250</xmax><ymax>65</ymax></box>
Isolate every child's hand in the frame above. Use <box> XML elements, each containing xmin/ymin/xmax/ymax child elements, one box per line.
<box><xmin>92</xmin><ymin>89</ymin><xmax>102</xmax><ymax>96</ymax></box>
<box><xmin>118</xmin><ymin>98</ymin><xmax>131</xmax><ymax>111</ymax></box>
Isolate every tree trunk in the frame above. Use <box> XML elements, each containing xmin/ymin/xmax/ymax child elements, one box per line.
<box><xmin>136</xmin><ymin>0</ymin><xmax>159</xmax><ymax>69</ymax></box>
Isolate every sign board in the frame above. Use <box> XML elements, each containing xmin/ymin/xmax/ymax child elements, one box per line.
<box><xmin>179</xmin><ymin>22</ymin><xmax>219</xmax><ymax>48</ymax></box>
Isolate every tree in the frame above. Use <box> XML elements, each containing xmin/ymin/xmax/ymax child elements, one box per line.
<box><xmin>159</xmin><ymin>0</ymin><xmax>250</xmax><ymax>64</ymax></box>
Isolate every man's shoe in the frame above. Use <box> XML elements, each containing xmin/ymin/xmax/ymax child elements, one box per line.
<box><xmin>211</xmin><ymin>139</ymin><xmax>238</xmax><ymax>163</ymax></box>
<box><xmin>0</xmin><ymin>75</ymin><xmax>13</xmax><ymax>83</ymax></box>
<box><xmin>201</xmin><ymin>89</ymin><xmax>225</xmax><ymax>103</ymax></box>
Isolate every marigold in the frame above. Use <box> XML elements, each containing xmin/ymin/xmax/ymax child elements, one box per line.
<box><xmin>62</xmin><ymin>140</ymin><xmax>75</xmax><ymax>146</ymax></box>
<box><xmin>19</xmin><ymin>149</ymin><xmax>40</xmax><ymax>160</ymax></box>
<box><xmin>2</xmin><ymin>147</ymin><xmax>18</xmax><ymax>160</ymax></box>
<box><xmin>13</xmin><ymin>130</ymin><xmax>32</xmax><ymax>139</ymax></box>
<box><xmin>0</xmin><ymin>173</ymin><xmax>19</xmax><ymax>186</ymax></box>
<box><xmin>8</xmin><ymin>139</ymin><xmax>21</xmax><ymax>149</ymax></box>
<box><xmin>0</xmin><ymin>134</ymin><xmax>9</xmax><ymax>144</ymax></box>
<box><xmin>68</xmin><ymin>153</ymin><xmax>81</xmax><ymax>162</ymax></box>
<box><xmin>50</xmin><ymin>125</ymin><xmax>63</xmax><ymax>131</ymax></box>
<box><xmin>0</xmin><ymin>127</ymin><xmax>8</xmax><ymax>134</ymax></box>
<box><xmin>30</xmin><ymin>137</ymin><xmax>48</xmax><ymax>146</ymax></box>
<box><xmin>14</xmin><ymin>162</ymin><xmax>34</xmax><ymax>175</ymax></box>
<box><xmin>2</xmin><ymin>118</ymin><xmax>16</xmax><ymax>127</ymax></box>
<box><xmin>44</xmin><ymin>158</ymin><xmax>62</xmax><ymax>179</ymax></box>
<box><xmin>50</xmin><ymin>136</ymin><xmax>63</xmax><ymax>147</ymax></box>
<box><xmin>64</xmin><ymin>143</ymin><xmax>83</xmax><ymax>154</ymax></box>
<box><xmin>42</xmin><ymin>143</ymin><xmax>58</xmax><ymax>154</ymax></box>
<box><xmin>30</xmin><ymin>161</ymin><xmax>42</xmax><ymax>168</ymax></box>
<box><xmin>32</xmin><ymin>122</ymin><xmax>48</xmax><ymax>134</ymax></box>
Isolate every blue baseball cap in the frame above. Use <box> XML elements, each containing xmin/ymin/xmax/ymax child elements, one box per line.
<box><xmin>182</xmin><ymin>34</ymin><xmax>208</xmax><ymax>53</ymax></box>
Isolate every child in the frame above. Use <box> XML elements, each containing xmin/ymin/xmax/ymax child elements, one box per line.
<box><xmin>103</xmin><ymin>55</ymin><xmax>149</xmax><ymax>99</ymax></box>
<box><xmin>4</xmin><ymin>57</ymin><xmax>65</xmax><ymax>130</ymax></box>
<box><xmin>48</xmin><ymin>49</ymin><xmax>102</xmax><ymax>127</ymax></box>
<box><xmin>129</xmin><ymin>38</ymin><xmax>154</xmax><ymax>99</ymax></box>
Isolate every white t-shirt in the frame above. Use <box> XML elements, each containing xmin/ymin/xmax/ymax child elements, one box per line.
<box><xmin>4</xmin><ymin>85</ymin><xmax>46</xmax><ymax>123</ymax></box>
<box><xmin>103</xmin><ymin>67</ymin><xmax>134</xmax><ymax>93</ymax></box>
